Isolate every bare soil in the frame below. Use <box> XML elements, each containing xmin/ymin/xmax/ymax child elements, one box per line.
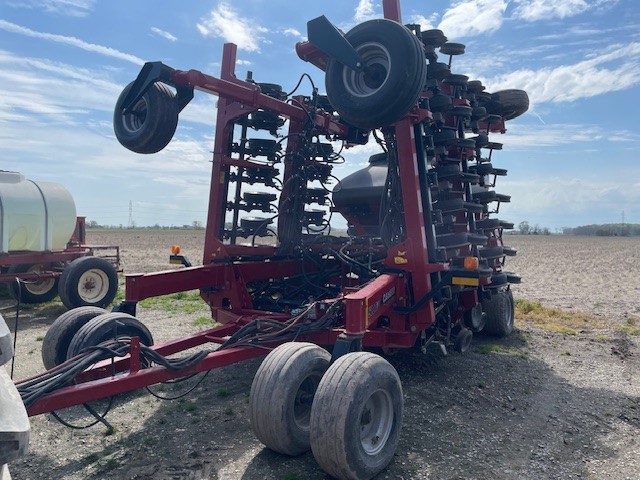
<box><xmin>5</xmin><ymin>231</ymin><xmax>640</xmax><ymax>480</ymax></box>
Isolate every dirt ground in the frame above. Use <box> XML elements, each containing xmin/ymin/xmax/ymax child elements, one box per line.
<box><xmin>5</xmin><ymin>231</ymin><xmax>640</xmax><ymax>480</ymax></box>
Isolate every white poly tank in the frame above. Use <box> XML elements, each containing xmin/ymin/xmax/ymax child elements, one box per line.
<box><xmin>0</xmin><ymin>171</ymin><xmax>77</xmax><ymax>253</ymax></box>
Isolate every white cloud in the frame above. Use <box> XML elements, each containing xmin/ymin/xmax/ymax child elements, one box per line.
<box><xmin>6</xmin><ymin>0</ymin><xmax>95</xmax><ymax>17</ymax></box>
<box><xmin>409</xmin><ymin>14</ymin><xmax>439</xmax><ymax>32</ymax></box>
<box><xmin>354</xmin><ymin>0</ymin><xmax>377</xmax><ymax>23</ymax></box>
<box><xmin>151</xmin><ymin>27</ymin><xmax>177</xmax><ymax>42</ymax></box>
<box><xmin>512</xmin><ymin>0</ymin><xmax>618</xmax><ymax>21</ymax></box>
<box><xmin>496</xmin><ymin>123</ymin><xmax>636</xmax><ymax>148</ymax></box>
<box><xmin>197</xmin><ymin>2</ymin><xmax>268</xmax><ymax>52</ymax></box>
<box><xmin>0</xmin><ymin>20</ymin><xmax>144</xmax><ymax>65</ymax></box>
<box><xmin>438</xmin><ymin>0</ymin><xmax>508</xmax><ymax>39</ymax></box>
<box><xmin>282</xmin><ymin>28</ymin><xmax>302</xmax><ymax>38</ymax></box>
<box><xmin>484</xmin><ymin>42</ymin><xmax>640</xmax><ymax>104</ymax></box>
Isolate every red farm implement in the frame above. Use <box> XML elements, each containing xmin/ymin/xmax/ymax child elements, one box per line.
<box><xmin>0</xmin><ymin>216</ymin><xmax>120</xmax><ymax>310</ymax></box>
<box><xmin>13</xmin><ymin>1</ymin><xmax>528</xmax><ymax>478</ymax></box>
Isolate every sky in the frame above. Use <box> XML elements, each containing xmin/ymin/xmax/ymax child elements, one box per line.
<box><xmin>0</xmin><ymin>0</ymin><xmax>639</xmax><ymax>231</ymax></box>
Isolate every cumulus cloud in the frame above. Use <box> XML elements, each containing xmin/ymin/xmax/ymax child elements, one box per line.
<box><xmin>6</xmin><ymin>0</ymin><xmax>95</xmax><ymax>17</ymax></box>
<box><xmin>409</xmin><ymin>13</ymin><xmax>439</xmax><ymax>32</ymax></box>
<box><xmin>484</xmin><ymin>42</ymin><xmax>640</xmax><ymax>105</ymax></box>
<box><xmin>512</xmin><ymin>0</ymin><xmax>618</xmax><ymax>21</ymax></box>
<box><xmin>151</xmin><ymin>27</ymin><xmax>177</xmax><ymax>42</ymax></box>
<box><xmin>354</xmin><ymin>0</ymin><xmax>377</xmax><ymax>23</ymax></box>
<box><xmin>437</xmin><ymin>0</ymin><xmax>508</xmax><ymax>39</ymax></box>
<box><xmin>197</xmin><ymin>2</ymin><xmax>268</xmax><ymax>52</ymax></box>
<box><xmin>282</xmin><ymin>28</ymin><xmax>303</xmax><ymax>38</ymax></box>
<box><xmin>0</xmin><ymin>20</ymin><xmax>144</xmax><ymax>65</ymax></box>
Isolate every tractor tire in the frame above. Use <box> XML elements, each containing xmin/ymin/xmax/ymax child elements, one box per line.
<box><xmin>41</xmin><ymin>306</ymin><xmax>107</xmax><ymax>369</ymax></box>
<box><xmin>114</xmin><ymin>81</ymin><xmax>178</xmax><ymax>154</ymax></box>
<box><xmin>7</xmin><ymin>263</ymin><xmax>60</xmax><ymax>304</ymax></box>
<box><xmin>484</xmin><ymin>89</ymin><xmax>529</xmax><ymax>121</ymax></box>
<box><xmin>66</xmin><ymin>312</ymin><xmax>153</xmax><ymax>359</ymax></box>
<box><xmin>310</xmin><ymin>352</ymin><xmax>402</xmax><ymax>480</ymax></box>
<box><xmin>481</xmin><ymin>289</ymin><xmax>514</xmax><ymax>337</ymax></box>
<box><xmin>325</xmin><ymin>19</ymin><xmax>426</xmax><ymax>129</ymax></box>
<box><xmin>58</xmin><ymin>257</ymin><xmax>118</xmax><ymax>310</ymax></box>
<box><xmin>249</xmin><ymin>342</ymin><xmax>330</xmax><ymax>456</ymax></box>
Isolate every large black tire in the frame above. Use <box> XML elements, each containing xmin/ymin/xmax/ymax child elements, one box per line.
<box><xmin>310</xmin><ymin>352</ymin><xmax>403</xmax><ymax>480</ymax></box>
<box><xmin>113</xmin><ymin>81</ymin><xmax>178</xmax><ymax>154</ymax></box>
<box><xmin>482</xmin><ymin>289</ymin><xmax>514</xmax><ymax>337</ymax></box>
<box><xmin>41</xmin><ymin>306</ymin><xmax>107</xmax><ymax>369</ymax></box>
<box><xmin>66</xmin><ymin>312</ymin><xmax>153</xmax><ymax>359</ymax></box>
<box><xmin>7</xmin><ymin>263</ymin><xmax>60</xmax><ymax>304</ymax></box>
<box><xmin>58</xmin><ymin>257</ymin><xmax>118</xmax><ymax>310</ymax></box>
<box><xmin>484</xmin><ymin>89</ymin><xmax>529</xmax><ymax>121</ymax></box>
<box><xmin>325</xmin><ymin>19</ymin><xmax>426</xmax><ymax>129</ymax></box>
<box><xmin>249</xmin><ymin>342</ymin><xmax>330</xmax><ymax>456</ymax></box>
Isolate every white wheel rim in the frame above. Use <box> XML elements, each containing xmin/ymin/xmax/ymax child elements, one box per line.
<box><xmin>24</xmin><ymin>264</ymin><xmax>55</xmax><ymax>295</ymax></box>
<box><xmin>359</xmin><ymin>388</ymin><xmax>394</xmax><ymax>455</ymax></box>
<box><xmin>77</xmin><ymin>268</ymin><xmax>109</xmax><ymax>303</ymax></box>
<box><xmin>342</xmin><ymin>42</ymin><xmax>391</xmax><ymax>98</ymax></box>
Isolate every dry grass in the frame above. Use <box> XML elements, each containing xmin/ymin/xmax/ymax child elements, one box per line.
<box><xmin>515</xmin><ymin>298</ymin><xmax>604</xmax><ymax>334</ymax></box>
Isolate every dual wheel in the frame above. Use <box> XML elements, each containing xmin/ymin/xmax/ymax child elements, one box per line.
<box><xmin>42</xmin><ymin>307</ymin><xmax>153</xmax><ymax>369</ymax></box>
<box><xmin>7</xmin><ymin>257</ymin><xmax>118</xmax><ymax>310</ymax></box>
<box><xmin>250</xmin><ymin>342</ymin><xmax>402</xmax><ymax>480</ymax></box>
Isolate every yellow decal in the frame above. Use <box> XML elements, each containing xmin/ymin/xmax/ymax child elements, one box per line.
<box><xmin>452</xmin><ymin>277</ymin><xmax>480</xmax><ymax>286</ymax></box>
<box><xmin>394</xmin><ymin>256</ymin><xmax>409</xmax><ymax>264</ymax></box>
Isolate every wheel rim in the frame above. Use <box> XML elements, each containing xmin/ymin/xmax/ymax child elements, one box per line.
<box><xmin>505</xmin><ymin>292</ymin><xmax>514</xmax><ymax>329</ymax></box>
<box><xmin>24</xmin><ymin>264</ymin><xmax>56</xmax><ymax>295</ymax></box>
<box><xmin>77</xmin><ymin>268</ymin><xmax>110</xmax><ymax>303</ymax></box>
<box><xmin>359</xmin><ymin>388</ymin><xmax>394</xmax><ymax>455</ymax></box>
<box><xmin>122</xmin><ymin>96</ymin><xmax>148</xmax><ymax>133</ymax></box>
<box><xmin>342</xmin><ymin>42</ymin><xmax>391</xmax><ymax>98</ymax></box>
<box><xmin>293</xmin><ymin>374</ymin><xmax>322</xmax><ymax>431</ymax></box>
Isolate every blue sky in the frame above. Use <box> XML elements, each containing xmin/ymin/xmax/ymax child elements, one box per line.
<box><xmin>1</xmin><ymin>0</ymin><xmax>638</xmax><ymax>230</ymax></box>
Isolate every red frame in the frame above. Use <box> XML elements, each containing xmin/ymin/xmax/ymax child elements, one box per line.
<box><xmin>19</xmin><ymin>0</ymin><xmax>491</xmax><ymax>417</ymax></box>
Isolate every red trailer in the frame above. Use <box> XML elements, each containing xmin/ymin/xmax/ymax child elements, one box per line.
<box><xmin>0</xmin><ymin>217</ymin><xmax>120</xmax><ymax>310</ymax></box>
<box><xmin>14</xmin><ymin>2</ymin><xmax>528</xmax><ymax>478</ymax></box>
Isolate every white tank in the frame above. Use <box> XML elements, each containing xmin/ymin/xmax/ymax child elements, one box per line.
<box><xmin>0</xmin><ymin>171</ymin><xmax>77</xmax><ymax>253</ymax></box>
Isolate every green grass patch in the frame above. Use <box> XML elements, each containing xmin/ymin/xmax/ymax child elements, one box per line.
<box><xmin>217</xmin><ymin>387</ymin><xmax>230</xmax><ymax>397</ymax></box>
<box><xmin>515</xmin><ymin>299</ymin><xmax>602</xmax><ymax>333</ymax></box>
<box><xmin>283</xmin><ymin>473</ymin><xmax>302</xmax><ymax>480</ymax></box>
<box><xmin>139</xmin><ymin>290</ymin><xmax>209</xmax><ymax>314</ymax></box>
<box><xmin>193</xmin><ymin>315</ymin><xmax>217</xmax><ymax>327</ymax></box>
<box><xmin>620</xmin><ymin>326</ymin><xmax>640</xmax><ymax>336</ymax></box>
<box><xmin>475</xmin><ymin>343</ymin><xmax>528</xmax><ymax>359</ymax></box>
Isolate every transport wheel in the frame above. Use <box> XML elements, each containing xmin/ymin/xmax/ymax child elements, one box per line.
<box><xmin>249</xmin><ymin>342</ymin><xmax>330</xmax><ymax>456</ymax></box>
<box><xmin>58</xmin><ymin>257</ymin><xmax>118</xmax><ymax>310</ymax></box>
<box><xmin>66</xmin><ymin>312</ymin><xmax>153</xmax><ymax>359</ymax></box>
<box><xmin>41</xmin><ymin>306</ymin><xmax>107</xmax><ymax>369</ymax></box>
<box><xmin>454</xmin><ymin>327</ymin><xmax>473</xmax><ymax>353</ymax></box>
<box><xmin>310</xmin><ymin>352</ymin><xmax>402</xmax><ymax>480</ymax></box>
<box><xmin>484</xmin><ymin>89</ymin><xmax>529</xmax><ymax>120</ymax></box>
<box><xmin>7</xmin><ymin>263</ymin><xmax>60</xmax><ymax>304</ymax></box>
<box><xmin>325</xmin><ymin>19</ymin><xmax>426</xmax><ymax>129</ymax></box>
<box><xmin>113</xmin><ymin>81</ymin><xmax>178</xmax><ymax>154</ymax></box>
<box><xmin>481</xmin><ymin>288</ymin><xmax>514</xmax><ymax>337</ymax></box>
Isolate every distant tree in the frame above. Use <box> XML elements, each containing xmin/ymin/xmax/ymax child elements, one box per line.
<box><xmin>192</xmin><ymin>220</ymin><xmax>204</xmax><ymax>230</ymax></box>
<box><xmin>542</xmin><ymin>227</ymin><xmax>550</xmax><ymax>235</ymax></box>
<box><xmin>518</xmin><ymin>221</ymin><xmax>530</xmax><ymax>235</ymax></box>
<box><xmin>87</xmin><ymin>220</ymin><xmax>99</xmax><ymax>228</ymax></box>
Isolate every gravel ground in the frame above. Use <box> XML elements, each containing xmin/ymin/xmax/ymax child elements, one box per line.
<box><xmin>5</xmin><ymin>232</ymin><xmax>640</xmax><ymax>479</ymax></box>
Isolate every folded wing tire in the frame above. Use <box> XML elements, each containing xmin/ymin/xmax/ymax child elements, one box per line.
<box><xmin>325</xmin><ymin>19</ymin><xmax>426</xmax><ymax>129</ymax></box>
<box><xmin>114</xmin><ymin>81</ymin><xmax>178</xmax><ymax>154</ymax></box>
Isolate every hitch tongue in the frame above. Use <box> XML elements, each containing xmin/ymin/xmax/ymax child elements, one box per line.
<box><xmin>307</xmin><ymin>15</ymin><xmax>365</xmax><ymax>72</ymax></box>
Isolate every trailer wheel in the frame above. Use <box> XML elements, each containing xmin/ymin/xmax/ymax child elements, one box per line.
<box><xmin>481</xmin><ymin>289</ymin><xmax>514</xmax><ymax>337</ymax></box>
<box><xmin>7</xmin><ymin>263</ymin><xmax>60</xmax><ymax>304</ymax></box>
<box><xmin>66</xmin><ymin>312</ymin><xmax>153</xmax><ymax>359</ymax></box>
<box><xmin>41</xmin><ymin>306</ymin><xmax>107</xmax><ymax>369</ymax></box>
<box><xmin>58</xmin><ymin>257</ymin><xmax>118</xmax><ymax>309</ymax></box>
<box><xmin>325</xmin><ymin>19</ymin><xmax>426</xmax><ymax>129</ymax></box>
<box><xmin>454</xmin><ymin>327</ymin><xmax>473</xmax><ymax>353</ymax></box>
<box><xmin>113</xmin><ymin>81</ymin><xmax>178</xmax><ymax>154</ymax></box>
<box><xmin>310</xmin><ymin>352</ymin><xmax>402</xmax><ymax>480</ymax></box>
<box><xmin>250</xmin><ymin>342</ymin><xmax>330</xmax><ymax>456</ymax></box>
